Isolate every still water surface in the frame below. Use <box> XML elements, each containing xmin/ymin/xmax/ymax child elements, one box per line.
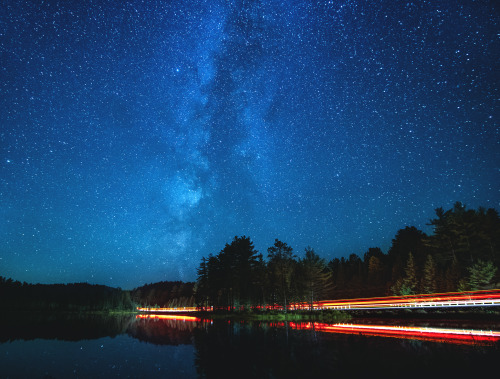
<box><xmin>1</xmin><ymin>314</ymin><xmax>499</xmax><ymax>378</ymax></box>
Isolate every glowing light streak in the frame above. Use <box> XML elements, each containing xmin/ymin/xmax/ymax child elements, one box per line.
<box><xmin>303</xmin><ymin>289</ymin><xmax>500</xmax><ymax>311</ymax></box>
<box><xmin>287</xmin><ymin>322</ymin><xmax>500</xmax><ymax>346</ymax></box>
<box><xmin>137</xmin><ymin>306</ymin><xmax>199</xmax><ymax>313</ymax></box>
<box><xmin>133</xmin><ymin>312</ymin><xmax>500</xmax><ymax>346</ymax></box>
<box><xmin>136</xmin><ymin>289</ymin><xmax>500</xmax><ymax>313</ymax></box>
<box><xmin>136</xmin><ymin>314</ymin><xmax>200</xmax><ymax>321</ymax></box>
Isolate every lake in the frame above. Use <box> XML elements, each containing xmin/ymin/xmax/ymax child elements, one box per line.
<box><xmin>1</xmin><ymin>313</ymin><xmax>499</xmax><ymax>378</ymax></box>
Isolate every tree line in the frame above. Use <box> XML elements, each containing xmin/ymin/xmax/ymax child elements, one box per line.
<box><xmin>0</xmin><ymin>278</ymin><xmax>134</xmax><ymax>312</ymax></box>
<box><xmin>0</xmin><ymin>278</ymin><xmax>196</xmax><ymax>311</ymax></box>
<box><xmin>195</xmin><ymin>203</ymin><xmax>500</xmax><ymax>311</ymax></box>
<box><xmin>130</xmin><ymin>281</ymin><xmax>195</xmax><ymax>308</ymax></box>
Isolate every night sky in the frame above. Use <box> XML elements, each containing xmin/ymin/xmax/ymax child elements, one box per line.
<box><xmin>1</xmin><ymin>0</ymin><xmax>498</xmax><ymax>289</ymax></box>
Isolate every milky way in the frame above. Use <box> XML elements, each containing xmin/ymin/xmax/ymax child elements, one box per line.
<box><xmin>1</xmin><ymin>0</ymin><xmax>498</xmax><ymax>288</ymax></box>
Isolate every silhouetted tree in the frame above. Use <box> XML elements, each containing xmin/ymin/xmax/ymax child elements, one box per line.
<box><xmin>196</xmin><ymin>257</ymin><xmax>209</xmax><ymax>309</ymax></box>
<box><xmin>427</xmin><ymin>203</ymin><xmax>500</xmax><ymax>269</ymax></box>
<box><xmin>467</xmin><ymin>260</ymin><xmax>497</xmax><ymax>290</ymax></box>
<box><xmin>195</xmin><ymin>236</ymin><xmax>260</xmax><ymax>311</ymax></box>
<box><xmin>368</xmin><ymin>256</ymin><xmax>383</xmax><ymax>286</ymax></box>
<box><xmin>267</xmin><ymin>239</ymin><xmax>296</xmax><ymax>312</ymax></box>
<box><xmin>363</xmin><ymin>247</ymin><xmax>387</xmax><ymax>293</ymax></box>
<box><xmin>391</xmin><ymin>252</ymin><xmax>418</xmax><ymax>295</ymax></box>
<box><xmin>422</xmin><ymin>255</ymin><xmax>437</xmax><ymax>293</ymax></box>
<box><xmin>444</xmin><ymin>257</ymin><xmax>461</xmax><ymax>291</ymax></box>
<box><xmin>298</xmin><ymin>247</ymin><xmax>332</xmax><ymax>310</ymax></box>
<box><xmin>218</xmin><ymin>235</ymin><xmax>259</xmax><ymax>310</ymax></box>
<box><xmin>252</xmin><ymin>253</ymin><xmax>269</xmax><ymax>308</ymax></box>
<box><xmin>388</xmin><ymin>227</ymin><xmax>428</xmax><ymax>284</ymax></box>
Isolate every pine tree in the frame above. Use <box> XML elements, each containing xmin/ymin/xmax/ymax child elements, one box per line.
<box><xmin>468</xmin><ymin>260</ymin><xmax>497</xmax><ymax>290</ymax></box>
<box><xmin>445</xmin><ymin>257</ymin><xmax>461</xmax><ymax>291</ymax></box>
<box><xmin>422</xmin><ymin>255</ymin><xmax>437</xmax><ymax>293</ymax></box>
<box><xmin>392</xmin><ymin>252</ymin><xmax>418</xmax><ymax>295</ymax></box>
<box><xmin>403</xmin><ymin>252</ymin><xmax>418</xmax><ymax>294</ymax></box>
<box><xmin>267</xmin><ymin>239</ymin><xmax>295</xmax><ymax>312</ymax></box>
<box><xmin>368</xmin><ymin>256</ymin><xmax>383</xmax><ymax>286</ymax></box>
<box><xmin>299</xmin><ymin>247</ymin><xmax>332</xmax><ymax>310</ymax></box>
<box><xmin>196</xmin><ymin>257</ymin><xmax>209</xmax><ymax>309</ymax></box>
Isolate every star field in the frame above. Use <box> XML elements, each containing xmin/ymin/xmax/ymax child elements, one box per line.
<box><xmin>1</xmin><ymin>0</ymin><xmax>498</xmax><ymax>289</ymax></box>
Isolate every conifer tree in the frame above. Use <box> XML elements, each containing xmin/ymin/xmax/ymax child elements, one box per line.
<box><xmin>468</xmin><ymin>260</ymin><xmax>497</xmax><ymax>290</ymax></box>
<box><xmin>299</xmin><ymin>247</ymin><xmax>332</xmax><ymax>310</ymax></box>
<box><xmin>267</xmin><ymin>239</ymin><xmax>295</xmax><ymax>312</ymax></box>
<box><xmin>391</xmin><ymin>252</ymin><xmax>418</xmax><ymax>295</ymax></box>
<box><xmin>422</xmin><ymin>255</ymin><xmax>437</xmax><ymax>293</ymax></box>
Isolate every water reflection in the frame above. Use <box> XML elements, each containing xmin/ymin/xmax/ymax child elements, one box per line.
<box><xmin>0</xmin><ymin>313</ymin><xmax>133</xmax><ymax>342</ymax></box>
<box><xmin>128</xmin><ymin>314</ymin><xmax>202</xmax><ymax>345</ymax></box>
<box><xmin>1</xmin><ymin>314</ymin><xmax>499</xmax><ymax>378</ymax></box>
<box><xmin>131</xmin><ymin>315</ymin><xmax>500</xmax><ymax>346</ymax></box>
<box><xmin>285</xmin><ymin>321</ymin><xmax>500</xmax><ymax>345</ymax></box>
<box><xmin>192</xmin><ymin>318</ymin><xmax>500</xmax><ymax>378</ymax></box>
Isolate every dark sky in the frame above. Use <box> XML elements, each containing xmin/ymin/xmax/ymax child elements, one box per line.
<box><xmin>1</xmin><ymin>0</ymin><xmax>498</xmax><ymax>289</ymax></box>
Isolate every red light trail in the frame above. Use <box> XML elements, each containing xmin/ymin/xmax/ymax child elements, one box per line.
<box><xmin>136</xmin><ymin>306</ymin><xmax>198</xmax><ymax>313</ymax></box>
<box><xmin>136</xmin><ymin>314</ymin><xmax>200</xmax><ymax>322</ymax></box>
<box><xmin>137</xmin><ymin>289</ymin><xmax>500</xmax><ymax>313</ymax></box>
<box><xmin>298</xmin><ymin>289</ymin><xmax>500</xmax><ymax>311</ymax></box>
<box><xmin>135</xmin><ymin>315</ymin><xmax>500</xmax><ymax>346</ymax></box>
<box><xmin>286</xmin><ymin>322</ymin><xmax>500</xmax><ymax>346</ymax></box>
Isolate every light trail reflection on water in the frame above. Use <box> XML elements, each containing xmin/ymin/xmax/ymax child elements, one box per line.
<box><xmin>284</xmin><ymin>321</ymin><xmax>500</xmax><ymax>346</ymax></box>
<box><xmin>136</xmin><ymin>314</ymin><xmax>200</xmax><ymax>322</ymax></box>
<box><xmin>136</xmin><ymin>314</ymin><xmax>500</xmax><ymax>346</ymax></box>
<box><xmin>2</xmin><ymin>313</ymin><xmax>497</xmax><ymax>378</ymax></box>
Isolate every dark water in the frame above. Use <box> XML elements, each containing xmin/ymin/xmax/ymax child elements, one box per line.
<box><xmin>0</xmin><ymin>314</ymin><xmax>499</xmax><ymax>378</ymax></box>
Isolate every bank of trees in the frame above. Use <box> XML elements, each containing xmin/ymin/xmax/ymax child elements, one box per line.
<box><xmin>130</xmin><ymin>281</ymin><xmax>195</xmax><ymax>308</ymax></box>
<box><xmin>0</xmin><ymin>279</ymin><xmax>134</xmax><ymax>311</ymax></box>
<box><xmin>196</xmin><ymin>236</ymin><xmax>332</xmax><ymax>311</ymax></box>
<box><xmin>0</xmin><ymin>277</ymin><xmax>196</xmax><ymax>311</ymax></box>
<box><xmin>196</xmin><ymin>203</ymin><xmax>500</xmax><ymax>310</ymax></box>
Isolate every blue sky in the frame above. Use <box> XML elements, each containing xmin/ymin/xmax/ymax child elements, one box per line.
<box><xmin>1</xmin><ymin>0</ymin><xmax>498</xmax><ymax>288</ymax></box>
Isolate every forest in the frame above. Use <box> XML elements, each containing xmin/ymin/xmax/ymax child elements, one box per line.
<box><xmin>196</xmin><ymin>203</ymin><xmax>500</xmax><ymax>311</ymax></box>
<box><xmin>0</xmin><ymin>280</ymin><xmax>135</xmax><ymax>312</ymax></box>
<box><xmin>0</xmin><ymin>278</ymin><xmax>195</xmax><ymax>312</ymax></box>
<box><xmin>130</xmin><ymin>281</ymin><xmax>195</xmax><ymax>308</ymax></box>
